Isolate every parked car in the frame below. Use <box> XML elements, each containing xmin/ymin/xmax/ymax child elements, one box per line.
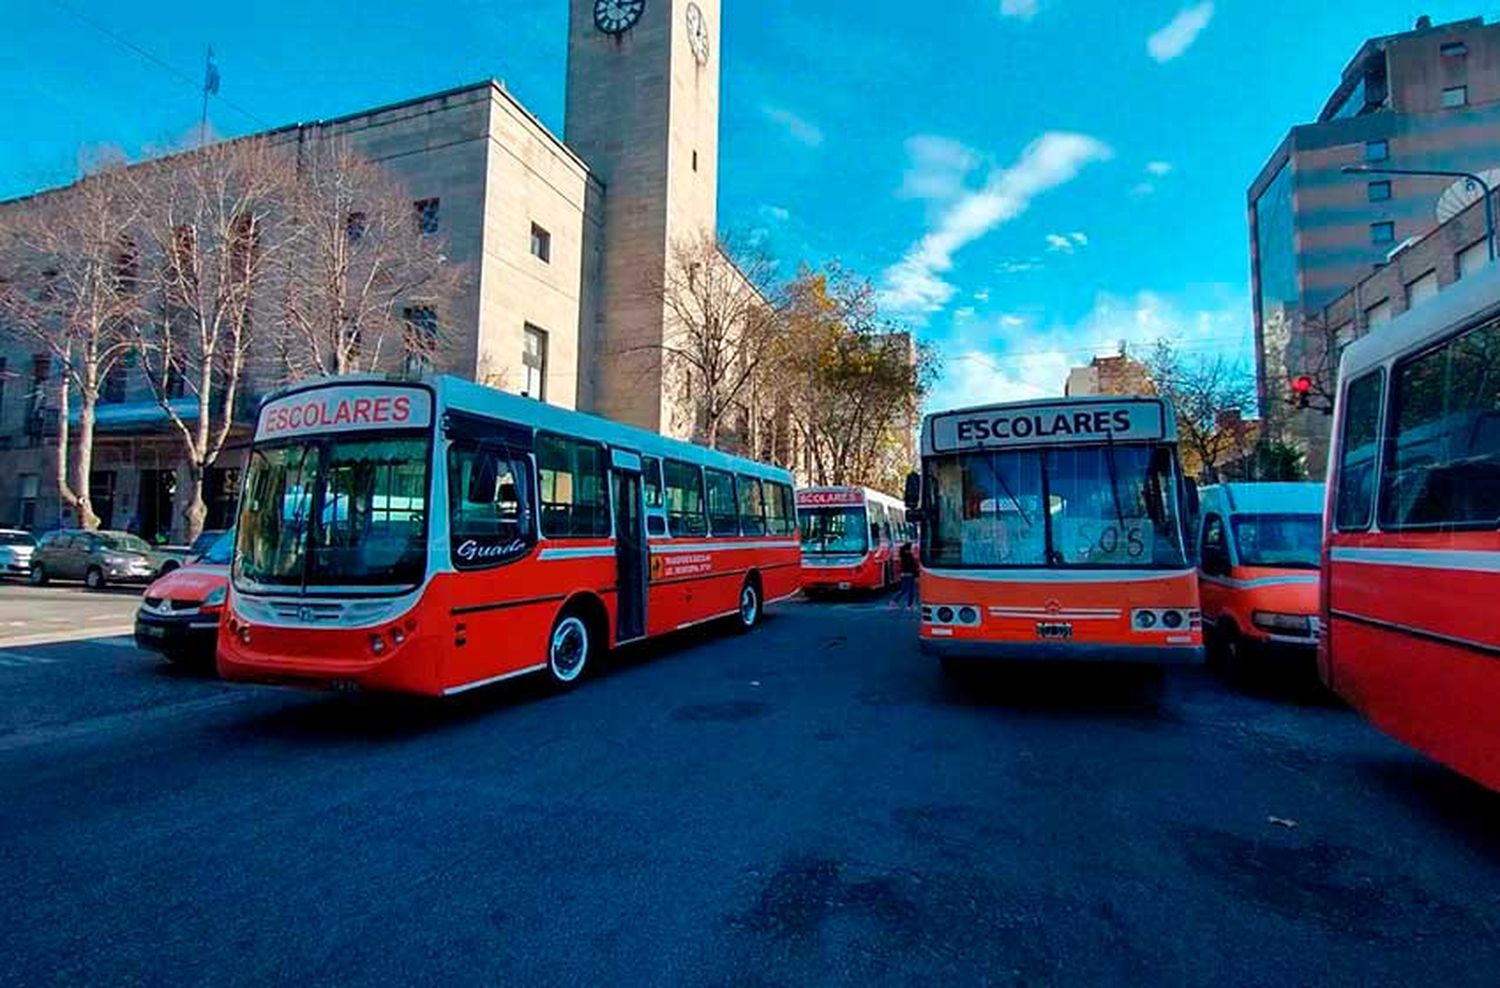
<box><xmin>29</xmin><ymin>529</ymin><xmax>175</xmax><ymax>589</ymax></box>
<box><xmin>0</xmin><ymin>529</ymin><xmax>37</xmax><ymax>579</ymax></box>
<box><xmin>1196</xmin><ymin>482</ymin><xmax>1325</xmax><ymax>678</ymax></box>
<box><xmin>135</xmin><ymin>530</ymin><xmax>233</xmax><ymax>664</ymax></box>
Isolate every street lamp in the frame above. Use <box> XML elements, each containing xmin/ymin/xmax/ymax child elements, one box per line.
<box><xmin>1342</xmin><ymin>164</ymin><xmax>1496</xmax><ymax>261</ymax></box>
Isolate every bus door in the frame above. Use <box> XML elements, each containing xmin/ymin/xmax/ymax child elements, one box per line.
<box><xmin>610</xmin><ymin>449</ymin><xmax>648</xmax><ymax>643</ymax></box>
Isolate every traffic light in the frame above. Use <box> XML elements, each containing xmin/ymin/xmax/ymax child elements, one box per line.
<box><xmin>1291</xmin><ymin>375</ymin><xmax>1313</xmax><ymax>409</ymax></box>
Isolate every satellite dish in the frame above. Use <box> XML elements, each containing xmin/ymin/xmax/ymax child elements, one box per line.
<box><xmin>1436</xmin><ymin>168</ymin><xmax>1500</xmax><ymax>223</ymax></box>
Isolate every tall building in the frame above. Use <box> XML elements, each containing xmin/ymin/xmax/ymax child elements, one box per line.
<box><xmin>1248</xmin><ymin>15</ymin><xmax>1500</xmax><ymax>470</ymax></box>
<box><xmin>1063</xmin><ymin>353</ymin><xmax>1154</xmax><ymax>398</ymax></box>
<box><xmin>0</xmin><ymin>1</ymin><xmax>732</xmax><ymax>538</ymax></box>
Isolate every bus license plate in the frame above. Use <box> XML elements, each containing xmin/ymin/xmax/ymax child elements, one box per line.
<box><xmin>1035</xmin><ymin>622</ymin><xmax>1073</xmax><ymax>641</ymax></box>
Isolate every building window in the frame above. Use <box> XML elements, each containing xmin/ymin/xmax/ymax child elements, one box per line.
<box><xmin>17</xmin><ymin>474</ymin><xmax>38</xmax><ymax>529</ymax></box>
<box><xmin>529</xmin><ymin>223</ymin><xmax>551</xmax><ymax>263</ymax></box>
<box><xmin>1365</xmin><ymin>140</ymin><xmax>1389</xmax><ymax>162</ymax></box>
<box><xmin>402</xmin><ymin>307</ymin><xmax>439</xmax><ymax>377</ymax></box>
<box><xmin>692</xmin><ymin>150</ymin><xmax>699</xmax><ymax>172</ymax></box>
<box><xmin>1442</xmin><ymin>85</ymin><xmax>1468</xmax><ymax>108</ymax></box>
<box><xmin>1371</xmin><ymin>221</ymin><xmax>1395</xmax><ymax>245</ymax></box>
<box><xmin>345</xmin><ymin>211</ymin><xmax>368</xmax><ymax>243</ymax></box>
<box><xmin>31</xmin><ymin>353</ymin><xmax>49</xmax><ymax>388</ymax></box>
<box><xmin>522</xmin><ymin>324</ymin><xmax>548</xmax><ymax>401</ymax></box>
<box><xmin>102</xmin><ymin>353</ymin><xmax>135</xmax><ymax>404</ymax></box>
<box><xmin>1457</xmin><ymin>237</ymin><xmax>1491</xmax><ymax>279</ymax></box>
<box><xmin>413</xmin><ymin>198</ymin><xmax>440</xmax><ymax>236</ymax></box>
<box><xmin>1406</xmin><ymin>270</ymin><xmax>1439</xmax><ymax>308</ymax></box>
<box><xmin>1365</xmin><ymin>298</ymin><xmax>1393</xmax><ymax>327</ymax></box>
<box><xmin>1441</xmin><ymin>40</ymin><xmax>1468</xmax><ymax>57</ymax></box>
<box><xmin>1367</xmin><ymin>180</ymin><xmax>1391</xmax><ymax>202</ymax></box>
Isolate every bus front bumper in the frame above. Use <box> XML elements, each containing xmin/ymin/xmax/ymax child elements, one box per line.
<box><xmin>920</xmin><ymin>638</ymin><xmax>1204</xmax><ymax>665</ymax></box>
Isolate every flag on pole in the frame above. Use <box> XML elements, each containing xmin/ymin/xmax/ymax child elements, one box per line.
<box><xmin>204</xmin><ymin>47</ymin><xmax>220</xmax><ymax>96</ymax></box>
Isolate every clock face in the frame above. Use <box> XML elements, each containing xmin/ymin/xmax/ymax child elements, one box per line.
<box><xmin>686</xmin><ymin>2</ymin><xmax>710</xmax><ymax>64</ymax></box>
<box><xmin>594</xmin><ymin>0</ymin><xmax>645</xmax><ymax>35</ymax></box>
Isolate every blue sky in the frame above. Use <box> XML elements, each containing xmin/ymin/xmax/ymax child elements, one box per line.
<box><xmin>1</xmin><ymin>1</ymin><xmax>1486</xmax><ymax>410</ymax></box>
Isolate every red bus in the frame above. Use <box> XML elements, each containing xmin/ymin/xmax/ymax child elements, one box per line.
<box><xmin>1322</xmin><ymin>269</ymin><xmax>1500</xmax><ymax>789</ymax></box>
<box><xmin>797</xmin><ymin>486</ymin><xmax>913</xmax><ymax>594</ymax></box>
<box><xmin>219</xmin><ymin>376</ymin><xmax>801</xmax><ymax>695</ymax></box>
<box><xmin>906</xmin><ymin>396</ymin><xmax>1202</xmax><ymax>672</ymax></box>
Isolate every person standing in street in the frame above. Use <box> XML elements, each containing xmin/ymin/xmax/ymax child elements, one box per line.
<box><xmin>891</xmin><ymin>541</ymin><xmax>918</xmax><ymax>611</ymax></box>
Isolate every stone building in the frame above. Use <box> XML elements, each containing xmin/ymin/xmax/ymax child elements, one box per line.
<box><xmin>1063</xmin><ymin>353</ymin><xmax>1155</xmax><ymax>398</ymax></box>
<box><xmin>0</xmin><ymin>0</ymin><xmax>735</xmax><ymax>539</ymax></box>
<box><xmin>1248</xmin><ymin>15</ymin><xmax>1500</xmax><ymax>471</ymax></box>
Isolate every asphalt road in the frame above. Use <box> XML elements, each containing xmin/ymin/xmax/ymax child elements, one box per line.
<box><xmin>0</xmin><ymin>580</ymin><xmax>143</xmax><ymax>648</ymax></box>
<box><xmin>2</xmin><ymin>595</ymin><xmax>1499</xmax><ymax>986</ymax></box>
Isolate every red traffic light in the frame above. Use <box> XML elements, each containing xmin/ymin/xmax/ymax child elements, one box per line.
<box><xmin>1291</xmin><ymin>375</ymin><xmax>1313</xmax><ymax>395</ymax></box>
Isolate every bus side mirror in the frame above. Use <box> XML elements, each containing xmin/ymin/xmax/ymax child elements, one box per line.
<box><xmin>904</xmin><ymin>472</ymin><xmax>922</xmax><ymax>512</ymax></box>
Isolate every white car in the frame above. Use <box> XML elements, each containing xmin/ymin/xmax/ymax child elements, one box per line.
<box><xmin>0</xmin><ymin>529</ymin><xmax>37</xmax><ymax>578</ymax></box>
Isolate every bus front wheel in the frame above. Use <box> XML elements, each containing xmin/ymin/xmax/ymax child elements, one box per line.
<box><xmin>735</xmin><ymin>578</ymin><xmax>762</xmax><ymax>633</ymax></box>
<box><xmin>546</xmin><ymin>611</ymin><xmax>593</xmax><ymax>687</ymax></box>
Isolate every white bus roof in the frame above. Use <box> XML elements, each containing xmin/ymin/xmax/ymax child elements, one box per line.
<box><xmin>919</xmin><ymin>395</ymin><xmax>1177</xmax><ymax>457</ymax></box>
<box><xmin>795</xmin><ymin>486</ymin><xmax>905</xmax><ymax>509</ymax></box>
<box><xmin>1341</xmin><ymin>262</ymin><xmax>1500</xmax><ymax>379</ymax></box>
<box><xmin>1200</xmin><ymin>482</ymin><xmax>1324</xmax><ymax>516</ymax></box>
<box><xmin>256</xmin><ymin>374</ymin><xmax>795</xmax><ymax>485</ymax></box>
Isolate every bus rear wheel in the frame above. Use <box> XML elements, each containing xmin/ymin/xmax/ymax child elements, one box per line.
<box><xmin>735</xmin><ymin>579</ymin><xmax>762</xmax><ymax>633</ymax></box>
<box><xmin>546</xmin><ymin>612</ymin><xmax>593</xmax><ymax>687</ymax></box>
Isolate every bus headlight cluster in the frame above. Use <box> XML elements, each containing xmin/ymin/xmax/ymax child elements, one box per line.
<box><xmin>1133</xmin><ymin>609</ymin><xmax>1194</xmax><ymax>632</ymax></box>
<box><xmin>922</xmin><ymin>604</ymin><xmax>981</xmax><ymax>627</ymax></box>
<box><xmin>1252</xmin><ymin>611</ymin><xmax>1313</xmax><ymax>635</ymax></box>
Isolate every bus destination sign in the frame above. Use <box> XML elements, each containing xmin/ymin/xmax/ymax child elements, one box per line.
<box><xmin>796</xmin><ymin>489</ymin><xmax>864</xmax><ymax>507</ymax></box>
<box><xmin>257</xmin><ymin>385</ymin><xmax>433</xmax><ymax>440</ymax></box>
<box><xmin>930</xmin><ymin>400</ymin><xmax>1165</xmax><ymax>452</ymax></box>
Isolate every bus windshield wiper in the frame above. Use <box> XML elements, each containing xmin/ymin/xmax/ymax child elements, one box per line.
<box><xmin>986</xmin><ymin>454</ymin><xmax>1031</xmax><ymax>527</ymax></box>
<box><xmin>1102</xmin><ymin>430</ymin><xmax>1128</xmax><ymax>532</ymax></box>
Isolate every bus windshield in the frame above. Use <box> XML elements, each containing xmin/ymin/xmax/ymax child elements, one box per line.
<box><xmin>926</xmin><ymin>444</ymin><xmax>1187</xmax><ymax>569</ymax></box>
<box><xmin>235</xmin><ymin>435</ymin><xmax>430</xmax><ymax>592</ymax></box>
<box><xmin>799</xmin><ymin>507</ymin><xmax>869</xmax><ymax>554</ymax></box>
<box><xmin>1231</xmin><ymin>513</ymin><xmax>1321</xmax><ymax>569</ymax></box>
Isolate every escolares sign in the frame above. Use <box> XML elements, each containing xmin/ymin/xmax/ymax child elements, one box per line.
<box><xmin>257</xmin><ymin>385</ymin><xmax>433</xmax><ymax>440</ymax></box>
<box><xmin>930</xmin><ymin>399</ymin><xmax>1167</xmax><ymax>452</ymax></box>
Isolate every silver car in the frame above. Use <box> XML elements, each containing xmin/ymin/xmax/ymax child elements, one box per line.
<box><xmin>29</xmin><ymin>529</ymin><xmax>167</xmax><ymax>589</ymax></box>
<box><xmin>0</xmin><ymin>529</ymin><xmax>36</xmax><ymax>578</ymax></box>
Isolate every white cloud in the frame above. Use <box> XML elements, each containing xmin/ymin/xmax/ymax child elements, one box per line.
<box><xmin>1131</xmin><ymin>181</ymin><xmax>1156</xmax><ymax>198</ymax></box>
<box><xmin>1000</xmin><ymin>0</ymin><xmax>1039</xmax><ymax>19</ymax></box>
<box><xmin>925</xmin><ymin>288</ymin><xmax>1249</xmax><ymax>412</ymax></box>
<box><xmin>1044</xmin><ymin>231</ymin><xmax>1088</xmax><ymax>253</ymax></box>
<box><xmin>973</xmin><ymin>289</ymin><xmax>991</xmax><ymax>303</ymax></box>
<box><xmin>761</xmin><ymin>105</ymin><xmax>824</xmax><ymax>148</ymax></box>
<box><xmin>998</xmin><ymin>258</ymin><xmax>1043</xmax><ymax>274</ymax></box>
<box><xmin>1147</xmin><ymin>3</ymin><xmax>1214</xmax><ymax>63</ymax></box>
<box><xmin>761</xmin><ymin>204</ymin><xmax>791</xmax><ymax>223</ymax></box>
<box><xmin>879</xmin><ymin>131</ymin><xmax>1113</xmax><ymax>315</ymax></box>
<box><xmin>898</xmin><ymin>135</ymin><xmax>981</xmax><ymax>203</ymax></box>
<box><xmin>954</xmin><ymin>306</ymin><xmax>977</xmax><ymax>322</ymax></box>
<box><xmin>1146</xmin><ymin>160</ymin><xmax>1174</xmax><ymax>177</ymax></box>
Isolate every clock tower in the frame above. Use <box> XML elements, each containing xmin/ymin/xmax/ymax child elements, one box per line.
<box><xmin>565</xmin><ymin>0</ymin><xmax>721</xmax><ymax>434</ymax></box>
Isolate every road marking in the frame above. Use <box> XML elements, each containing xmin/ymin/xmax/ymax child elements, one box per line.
<box><xmin>0</xmin><ymin>651</ymin><xmax>58</xmax><ymax>666</ymax></box>
<box><xmin>0</xmin><ymin>625</ymin><xmax>137</xmax><ymax>649</ymax></box>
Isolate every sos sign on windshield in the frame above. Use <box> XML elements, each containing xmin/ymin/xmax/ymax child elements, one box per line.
<box><xmin>257</xmin><ymin>385</ymin><xmax>433</xmax><ymax>439</ymax></box>
<box><xmin>930</xmin><ymin>400</ymin><xmax>1165</xmax><ymax>452</ymax></box>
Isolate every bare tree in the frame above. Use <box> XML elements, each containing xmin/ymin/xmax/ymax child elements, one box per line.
<box><xmin>275</xmin><ymin>138</ymin><xmax>464</xmax><ymax>379</ymax></box>
<box><xmin>129</xmin><ymin>137</ymin><xmax>296</xmax><ymax>542</ymax></box>
<box><xmin>1146</xmin><ymin>339</ymin><xmax>1258</xmax><ymax>483</ymax></box>
<box><xmin>768</xmin><ymin>264</ymin><xmax>936</xmax><ymax>489</ymax></box>
<box><xmin>644</xmin><ymin>232</ymin><xmax>779</xmax><ymax>450</ymax></box>
<box><xmin>0</xmin><ymin>158</ymin><xmax>144</xmax><ymax>529</ymax></box>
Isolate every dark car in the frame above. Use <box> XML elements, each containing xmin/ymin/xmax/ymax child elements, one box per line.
<box><xmin>29</xmin><ymin>529</ymin><xmax>171</xmax><ymax>589</ymax></box>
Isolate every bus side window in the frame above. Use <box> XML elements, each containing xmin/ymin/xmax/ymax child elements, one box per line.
<box><xmin>448</xmin><ymin>440</ymin><xmax>534</xmax><ymax>567</ymax></box>
<box><xmin>1335</xmin><ymin>370</ymin><xmax>1386</xmax><ymax>531</ymax></box>
<box><xmin>642</xmin><ymin>455</ymin><xmax>667</xmax><ymax>536</ymax></box>
<box><xmin>764</xmin><ymin>482</ymin><xmax>794</xmax><ymax>536</ymax></box>
<box><xmin>738</xmin><ymin>476</ymin><xmax>766</xmax><ymax>536</ymax></box>
<box><xmin>664</xmin><ymin>459</ymin><xmax>708</xmax><ymax>537</ymax></box>
<box><xmin>704</xmin><ymin>468</ymin><xmax>740</xmax><ymax>537</ymax></box>
<box><xmin>536</xmin><ymin>433</ymin><xmax>610</xmax><ymax>538</ymax></box>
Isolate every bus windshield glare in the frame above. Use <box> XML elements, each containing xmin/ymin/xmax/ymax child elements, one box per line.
<box><xmin>1231</xmin><ymin>513</ymin><xmax>1321</xmax><ymax>569</ymax></box>
<box><xmin>925</xmin><ymin>444</ymin><xmax>1186</xmax><ymax>569</ymax></box>
<box><xmin>235</xmin><ymin>435</ymin><xmax>430</xmax><ymax>592</ymax></box>
<box><xmin>799</xmin><ymin>507</ymin><xmax>868</xmax><ymax>554</ymax></box>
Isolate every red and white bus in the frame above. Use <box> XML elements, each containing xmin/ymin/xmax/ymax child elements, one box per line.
<box><xmin>218</xmin><ymin>375</ymin><xmax>802</xmax><ymax>695</ymax></box>
<box><xmin>907</xmin><ymin>396</ymin><xmax>1202</xmax><ymax>671</ymax></box>
<box><xmin>1322</xmin><ymin>268</ymin><xmax>1500</xmax><ymax>790</ymax></box>
<box><xmin>796</xmin><ymin>486</ymin><xmax>913</xmax><ymax>594</ymax></box>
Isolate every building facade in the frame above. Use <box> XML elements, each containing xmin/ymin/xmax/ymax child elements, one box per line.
<box><xmin>1063</xmin><ymin>353</ymin><xmax>1154</xmax><ymax>398</ymax></box>
<box><xmin>0</xmin><ymin>0</ymin><xmax>730</xmax><ymax>539</ymax></box>
<box><xmin>1249</xmin><ymin>15</ymin><xmax>1500</xmax><ymax>471</ymax></box>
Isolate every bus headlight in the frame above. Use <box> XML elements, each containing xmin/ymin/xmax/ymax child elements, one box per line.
<box><xmin>958</xmin><ymin>606</ymin><xmax>978</xmax><ymax>625</ymax></box>
<box><xmin>1161</xmin><ymin>609</ymin><xmax>1184</xmax><ymax>629</ymax></box>
<box><xmin>1253</xmin><ymin>611</ymin><xmax>1313</xmax><ymax>635</ymax></box>
<box><xmin>1134</xmin><ymin>609</ymin><xmax>1158</xmax><ymax>629</ymax></box>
